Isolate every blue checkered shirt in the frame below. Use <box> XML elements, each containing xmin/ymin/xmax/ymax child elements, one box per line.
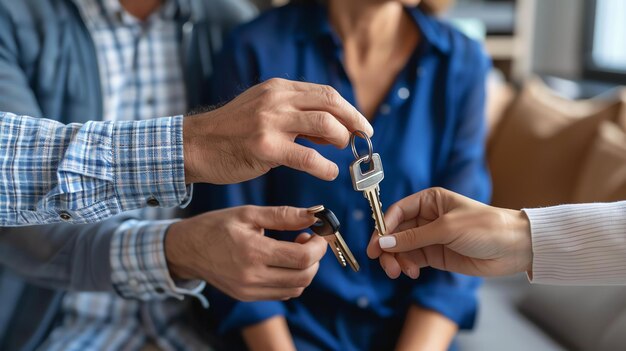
<box><xmin>39</xmin><ymin>0</ymin><xmax>211</xmax><ymax>350</ymax></box>
<box><xmin>0</xmin><ymin>112</ymin><xmax>189</xmax><ymax>226</ymax></box>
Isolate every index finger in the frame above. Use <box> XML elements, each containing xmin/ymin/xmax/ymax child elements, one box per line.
<box><xmin>288</xmin><ymin>82</ymin><xmax>373</xmax><ymax>137</ymax></box>
<box><xmin>249</xmin><ymin>206</ymin><xmax>317</xmax><ymax>231</ymax></box>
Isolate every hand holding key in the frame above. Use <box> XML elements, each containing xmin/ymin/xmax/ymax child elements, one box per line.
<box><xmin>165</xmin><ymin>206</ymin><xmax>328</xmax><ymax>301</ymax></box>
<box><xmin>366</xmin><ymin>187</ymin><xmax>532</xmax><ymax>279</ymax></box>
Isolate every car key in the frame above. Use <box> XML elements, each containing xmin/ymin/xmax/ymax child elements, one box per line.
<box><xmin>349</xmin><ymin>131</ymin><xmax>387</xmax><ymax>236</ymax></box>
<box><xmin>307</xmin><ymin>205</ymin><xmax>360</xmax><ymax>272</ymax></box>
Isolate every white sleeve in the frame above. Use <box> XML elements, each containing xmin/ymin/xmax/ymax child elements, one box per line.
<box><xmin>523</xmin><ymin>201</ymin><xmax>626</xmax><ymax>285</ymax></box>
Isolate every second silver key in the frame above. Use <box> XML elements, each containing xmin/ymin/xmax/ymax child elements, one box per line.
<box><xmin>350</xmin><ymin>153</ymin><xmax>387</xmax><ymax>236</ymax></box>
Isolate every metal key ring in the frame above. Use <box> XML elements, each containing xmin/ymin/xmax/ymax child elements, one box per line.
<box><xmin>350</xmin><ymin>130</ymin><xmax>373</xmax><ymax>163</ymax></box>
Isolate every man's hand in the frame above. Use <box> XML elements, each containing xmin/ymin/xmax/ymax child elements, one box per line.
<box><xmin>183</xmin><ymin>78</ymin><xmax>374</xmax><ymax>184</ymax></box>
<box><xmin>165</xmin><ymin>206</ymin><xmax>327</xmax><ymax>301</ymax></box>
<box><xmin>366</xmin><ymin>187</ymin><xmax>533</xmax><ymax>279</ymax></box>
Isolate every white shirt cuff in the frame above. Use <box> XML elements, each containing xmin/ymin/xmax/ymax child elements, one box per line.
<box><xmin>523</xmin><ymin>201</ymin><xmax>626</xmax><ymax>285</ymax></box>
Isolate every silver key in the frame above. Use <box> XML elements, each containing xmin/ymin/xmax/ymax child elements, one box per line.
<box><xmin>350</xmin><ymin>154</ymin><xmax>387</xmax><ymax>236</ymax></box>
<box><xmin>308</xmin><ymin>205</ymin><xmax>360</xmax><ymax>272</ymax></box>
<box><xmin>349</xmin><ymin>131</ymin><xmax>387</xmax><ymax>236</ymax></box>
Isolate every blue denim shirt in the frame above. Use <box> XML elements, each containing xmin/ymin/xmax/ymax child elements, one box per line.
<box><xmin>198</xmin><ymin>4</ymin><xmax>491</xmax><ymax>351</ymax></box>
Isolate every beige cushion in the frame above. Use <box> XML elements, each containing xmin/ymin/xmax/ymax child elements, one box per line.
<box><xmin>573</xmin><ymin>121</ymin><xmax>626</xmax><ymax>203</ymax></box>
<box><xmin>488</xmin><ymin>78</ymin><xmax>624</xmax><ymax>209</ymax></box>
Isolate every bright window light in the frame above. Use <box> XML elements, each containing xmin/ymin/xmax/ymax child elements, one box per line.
<box><xmin>592</xmin><ymin>0</ymin><xmax>626</xmax><ymax>72</ymax></box>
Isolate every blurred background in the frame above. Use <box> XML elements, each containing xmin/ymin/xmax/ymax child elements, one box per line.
<box><xmin>248</xmin><ymin>1</ymin><xmax>626</xmax><ymax>350</ymax></box>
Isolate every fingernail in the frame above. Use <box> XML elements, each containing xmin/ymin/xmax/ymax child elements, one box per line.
<box><xmin>379</xmin><ymin>236</ymin><xmax>396</xmax><ymax>249</ymax></box>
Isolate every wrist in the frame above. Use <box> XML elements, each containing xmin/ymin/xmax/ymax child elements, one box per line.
<box><xmin>182</xmin><ymin>114</ymin><xmax>209</xmax><ymax>184</ymax></box>
<box><xmin>506</xmin><ymin>209</ymin><xmax>533</xmax><ymax>273</ymax></box>
<box><xmin>164</xmin><ymin>221</ymin><xmax>197</xmax><ymax>280</ymax></box>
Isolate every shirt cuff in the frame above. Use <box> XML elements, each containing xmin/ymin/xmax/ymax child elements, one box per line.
<box><xmin>524</xmin><ymin>201</ymin><xmax>626</xmax><ymax>285</ymax></box>
<box><xmin>111</xmin><ymin>115</ymin><xmax>190</xmax><ymax>212</ymax></box>
<box><xmin>110</xmin><ymin>219</ymin><xmax>208</xmax><ymax>307</ymax></box>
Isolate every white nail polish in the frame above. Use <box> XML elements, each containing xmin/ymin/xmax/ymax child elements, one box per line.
<box><xmin>379</xmin><ymin>236</ymin><xmax>396</xmax><ymax>249</ymax></box>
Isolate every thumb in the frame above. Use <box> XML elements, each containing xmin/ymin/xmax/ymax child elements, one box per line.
<box><xmin>379</xmin><ymin>219</ymin><xmax>452</xmax><ymax>253</ymax></box>
<box><xmin>250</xmin><ymin>206</ymin><xmax>317</xmax><ymax>231</ymax></box>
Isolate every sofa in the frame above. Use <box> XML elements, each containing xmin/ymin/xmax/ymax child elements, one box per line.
<box><xmin>456</xmin><ymin>76</ymin><xmax>626</xmax><ymax>351</ymax></box>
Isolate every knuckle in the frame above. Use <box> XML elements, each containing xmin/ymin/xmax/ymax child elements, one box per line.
<box><xmin>298</xmin><ymin>149</ymin><xmax>317</xmax><ymax>169</ymax></box>
<box><xmin>261</xmin><ymin>78</ymin><xmax>279</xmax><ymax>91</ymax></box>
<box><xmin>294</xmin><ymin>275</ymin><xmax>310</xmax><ymax>288</ymax></box>
<box><xmin>260</xmin><ymin>86</ymin><xmax>281</xmax><ymax>104</ymax></box>
<box><xmin>238</xmin><ymin>205</ymin><xmax>256</xmax><ymax>221</ymax></box>
<box><xmin>297</xmin><ymin>251</ymin><xmax>314</xmax><ymax>269</ymax></box>
<box><xmin>295</xmin><ymin>268</ymin><xmax>316</xmax><ymax>287</ymax></box>
<box><xmin>265</xmin><ymin>77</ymin><xmax>284</xmax><ymax>88</ymax></box>
<box><xmin>274</xmin><ymin>206</ymin><xmax>291</xmax><ymax>222</ymax></box>
<box><xmin>313</xmin><ymin>112</ymin><xmax>333</xmax><ymax>134</ymax></box>
<box><xmin>302</xmin><ymin>267</ymin><xmax>318</xmax><ymax>286</ymax></box>
<box><xmin>291</xmin><ymin>287</ymin><xmax>305</xmax><ymax>298</ymax></box>
<box><xmin>322</xmin><ymin>86</ymin><xmax>341</xmax><ymax>106</ymax></box>
<box><xmin>254</xmin><ymin>134</ymin><xmax>276</xmax><ymax>160</ymax></box>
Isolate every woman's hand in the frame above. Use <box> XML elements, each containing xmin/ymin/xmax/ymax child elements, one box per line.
<box><xmin>367</xmin><ymin>187</ymin><xmax>533</xmax><ymax>279</ymax></box>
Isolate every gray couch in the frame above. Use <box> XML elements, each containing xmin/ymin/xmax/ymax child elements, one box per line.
<box><xmin>457</xmin><ymin>275</ymin><xmax>626</xmax><ymax>350</ymax></box>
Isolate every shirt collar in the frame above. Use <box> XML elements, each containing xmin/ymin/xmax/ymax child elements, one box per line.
<box><xmin>295</xmin><ymin>4</ymin><xmax>451</xmax><ymax>54</ymax></box>
<box><xmin>73</xmin><ymin>0</ymin><xmax>183</xmax><ymax>26</ymax></box>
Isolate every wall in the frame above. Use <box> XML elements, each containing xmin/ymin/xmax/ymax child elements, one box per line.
<box><xmin>530</xmin><ymin>0</ymin><xmax>586</xmax><ymax>78</ymax></box>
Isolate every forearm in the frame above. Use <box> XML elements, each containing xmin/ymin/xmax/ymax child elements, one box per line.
<box><xmin>242</xmin><ymin>316</ymin><xmax>296</xmax><ymax>351</ymax></box>
<box><xmin>0</xmin><ymin>112</ymin><xmax>189</xmax><ymax>226</ymax></box>
<box><xmin>0</xmin><ymin>216</ymin><xmax>207</xmax><ymax>307</ymax></box>
<box><xmin>524</xmin><ymin>201</ymin><xmax>626</xmax><ymax>285</ymax></box>
<box><xmin>0</xmin><ymin>215</ymin><xmax>131</xmax><ymax>291</ymax></box>
<box><xmin>396</xmin><ymin>305</ymin><xmax>458</xmax><ymax>351</ymax></box>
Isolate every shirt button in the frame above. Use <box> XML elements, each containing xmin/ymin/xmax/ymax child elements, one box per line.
<box><xmin>352</xmin><ymin>209</ymin><xmax>365</xmax><ymax>221</ymax></box>
<box><xmin>147</xmin><ymin>197</ymin><xmax>160</xmax><ymax>207</ymax></box>
<box><xmin>379</xmin><ymin>104</ymin><xmax>391</xmax><ymax>115</ymax></box>
<box><xmin>154</xmin><ymin>287</ymin><xmax>165</xmax><ymax>294</ymax></box>
<box><xmin>146</xmin><ymin>96</ymin><xmax>155</xmax><ymax>105</ymax></box>
<box><xmin>59</xmin><ymin>211</ymin><xmax>72</xmax><ymax>221</ymax></box>
<box><xmin>398</xmin><ymin>87</ymin><xmax>410</xmax><ymax>100</ymax></box>
<box><xmin>357</xmin><ymin>296</ymin><xmax>369</xmax><ymax>309</ymax></box>
<box><xmin>128</xmin><ymin>279</ymin><xmax>139</xmax><ymax>288</ymax></box>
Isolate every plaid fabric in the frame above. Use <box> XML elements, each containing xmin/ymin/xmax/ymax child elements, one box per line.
<box><xmin>40</xmin><ymin>291</ymin><xmax>209</xmax><ymax>351</ymax></box>
<box><xmin>0</xmin><ymin>112</ymin><xmax>188</xmax><ymax>226</ymax></box>
<box><xmin>77</xmin><ymin>0</ymin><xmax>188</xmax><ymax>122</ymax></box>
<box><xmin>110</xmin><ymin>218</ymin><xmax>207</xmax><ymax>306</ymax></box>
<box><xmin>42</xmin><ymin>1</ymin><xmax>212</xmax><ymax>350</ymax></box>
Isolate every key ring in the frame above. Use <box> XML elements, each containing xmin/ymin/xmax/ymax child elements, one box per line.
<box><xmin>350</xmin><ymin>130</ymin><xmax>373</xmax><ymax>163</ymax></box>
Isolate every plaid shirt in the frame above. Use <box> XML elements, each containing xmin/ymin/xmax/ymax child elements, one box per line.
<box><xmin>0</xmin><ymin>112</ymin><xmax>189</xmax><ymax>226</ymax></box>
<box><xmin>40</xmin><ymin>0</ymin><xmax>211</xmax><ymax>350</ymax></box>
